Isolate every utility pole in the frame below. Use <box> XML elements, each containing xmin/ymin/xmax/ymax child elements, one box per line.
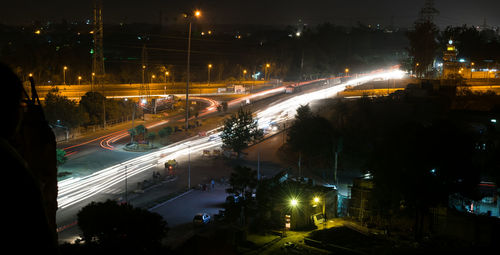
<box><xmin>257</xmin><ymin>150</ymin><xmax>261</xmax><ymax>180</ymax></box>
<box><xmin>140</xmin><ymin>44</ymin><xmax>150</xmax><ymax>100</ymax></box>
<box><xmin>186</xmin><ymin>21</ymin><xmax>192</xmax><ymax>129</ymax></box>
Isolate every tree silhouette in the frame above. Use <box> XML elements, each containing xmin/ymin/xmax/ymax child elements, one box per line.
<box><xmin>77</xmin><ymin>200</ymin><xmax>168</xmax><ymax>253</ymax></box>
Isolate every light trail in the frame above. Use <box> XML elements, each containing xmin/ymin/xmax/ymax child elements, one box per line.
<box><xmin>57</xmin><ymin>67</ymin><xmax>405</xmax><ymax>211</ymax></box>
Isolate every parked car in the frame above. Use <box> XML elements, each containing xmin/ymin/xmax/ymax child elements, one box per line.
<box><xmin>193</xmin><ymin>213</ymin><xmax>210</xmax><ymax>225</ymax></box>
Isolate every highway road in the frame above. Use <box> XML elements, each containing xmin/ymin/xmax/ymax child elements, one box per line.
<box><xmin>56</xmin><ymin>68</ymin><xmax>405</xmax><ymax>242</ymax></box>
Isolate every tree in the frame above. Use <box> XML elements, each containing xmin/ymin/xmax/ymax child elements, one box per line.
<box><xmin>227</xmin><ymin>165</ymin><xmax>258</xmax><ymax>198</ymax></box>
<box><xmin>287</xmin><ymin>104</ymin><xmax>335</xmax><ymax>169</ymax></box>
<box><xmin>158</xmin><ymin>126</ymin><xmax>173</xmax><ymax>144</ymax></box>
<box><xmin>76</xmin><ymin>200</ymin><xmax>168</xmax><ymax>253</ymax></box>
<box><xmin>44</xmin><ymin>87</ymin><xmax>86</xmax><ymax>128</ymax></box>
<box><xmin>220</xmin><ymin>107</ymin><xmax>263</xmax><ymax>157</ymax></box>
<box><xmin>56</xmin><ymin>148</ymin><xmax>67</xmax><ymax>166</ymax></box>
<box><xmin>406</xmin><ymin>20</ymin><xmax>439</xmax><ymax>77</ymax></box>
<box><xmin>128</xmin><ymin>128</ymin><xmax>137</xmax><ymax>143</ymax></box>
<box><xmin>79</xmin><ymin>91</ymin><xmax>106</xmax><ymax>126</ymax></box>
<box><xmin>146</xmin><ymin>132</ymin><xmax>156</xmax><ymax>144</ymax></box>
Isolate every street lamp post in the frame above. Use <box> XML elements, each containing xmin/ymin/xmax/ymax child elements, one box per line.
<box><xmin>78</xmin><ymin>76</ymin><xmax>82</xmax><ymax>85</ymax></box>
<box><xmin>265</xmin><ymin>63</ymin><xmax>270</xmax><ymax>80</ymax></box>
<box><xmin>184</xmin><ymin>9</ymin><xmax>202</xmax><ymax>130</ymax></box>
<box><xmin>208</xmin><ymin>64</ymin><xmax>212</xmax><ymax>86</ymax></box>
<box><xmin>63</xmin><ymin>66</ymin><xmax>68</xmax><ymax>85</ymax></box>
<box><xmin>91</xmin><ymin>72</ymin><xmax>95</xmax><ymax>92</ymax></box>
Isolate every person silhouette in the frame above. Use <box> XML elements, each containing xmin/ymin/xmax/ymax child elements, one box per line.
<box><xmin>0</xmin><ymin>63</ymin><xmax>58</xmax><ymax>253</ymax></box>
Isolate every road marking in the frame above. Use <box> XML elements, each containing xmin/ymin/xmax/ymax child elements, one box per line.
<box><xmin>149</xmin><ymin>189</ymin><xmax>194</xmax><ymax>211</ymax></box>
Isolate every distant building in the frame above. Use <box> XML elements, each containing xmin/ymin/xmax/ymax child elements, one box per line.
<box><xmin>262</xmin><ymin>172</ymin><xmax>338</xmax><ymax>230</ymax></box>
<box><xmin>441</xmin><ymin>39</ymin><xmax>499</xmax><ymax>80</ymax></box>
<box><xmin>348</xmin><ymin>174</ymin><xmax>374</xmax><ymax>223</ymax></box>
<box><xmin>442</xmin><ymin>39</ymin><xmax>462</xmax><ymax>79</ymax></box>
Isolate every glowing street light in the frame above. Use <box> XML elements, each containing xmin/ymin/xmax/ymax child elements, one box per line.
<box><xmin>290</xmin><ymin>198</ymin><xmax>298</xmax><ymax>207</ymax></box>
<box><xmin>184</xmin><ymin>9</ymin><xmax>202</xmax><ymax>129</ymax></box>
<box><xmin>313</xmin><ymin>197</ymin><xmax>320</xmax><ymax>203</ymax></box>
<box><xmin>265</xmin><ymin>63</ymin><xmax>270</xmax><ymax>80</ymax></box>
<box><xmin>63</xmin><ymin>66</ymin><xmax>68</xmax><ymax>85</ymax></box>
<box><xmin>164</xmin><ymin>71</ymin><xmax>169</xmax><ymax>83</ymax></box>
<box><xmin>78</xmin><ymin>76</ymin><xmax>82</xmax><ymax>85</ymax></box>
<box><xmin>208</xmin><ymin>64</ymin><xmax>212</xmax><ymax>86</ymax></box>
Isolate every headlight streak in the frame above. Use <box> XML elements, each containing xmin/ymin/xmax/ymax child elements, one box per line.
<box><xmin>57</xmin><ymin>68</ymin><xmax>405</xmax><ymax>211</ymax></box>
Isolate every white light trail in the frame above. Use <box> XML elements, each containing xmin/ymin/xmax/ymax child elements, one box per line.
<box><xmin>57</xmin><ymin>68</ymin><xmax>405</xmax><ymax>210</ymax></box>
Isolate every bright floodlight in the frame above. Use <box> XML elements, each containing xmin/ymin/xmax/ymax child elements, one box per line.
<box><xmin>313</xmin><ymin>197</ymin><xmax>320</xmax><ymax>203</ymax></box>
<box><xmin>290</xmin><ymin>198</ymin><xmax>298</xmax><ymax>207</ymax></box>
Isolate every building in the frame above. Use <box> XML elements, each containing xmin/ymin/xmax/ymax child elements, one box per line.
<box><xmin>348</xmin><ymin>174</ymin><xmax>374</xmax><ymax>223</ymax></box>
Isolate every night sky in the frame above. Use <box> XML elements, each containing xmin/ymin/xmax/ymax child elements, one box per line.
<box><xmin>1</xmin><ymin>0</ymin><xmax>499</xmax><ymax>28</ymax></box>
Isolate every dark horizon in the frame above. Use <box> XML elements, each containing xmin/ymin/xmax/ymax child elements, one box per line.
<box><xmin>2</xmin><ymin>0</ymin><xmax>500</xmax><ymax>29</ymax></box>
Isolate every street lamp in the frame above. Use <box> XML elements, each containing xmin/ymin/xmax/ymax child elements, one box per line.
<box><xmin>207</xmin><ymin>64</ymin><xmax>212</xmax><ymax>86</ymax></box>
<box><xmin>78</xmin><ymin>76</ymin><xmax>82</xmax><ymax>85</ymax></box>
<box><xmin>165</xmin><ymin>71</ymin><xmax>169</xmax><ymax>83</ymax></box>
<box><xmin>63</xmin><ymin>66</ymin><xmax>68</xmax><ymax>85</ymax></box>
<box><xmin>265</xmin><ymin>63</ymin><xmax>270</xmax><ymax>80</ymax></box>
<box><xmin>345</xmin><ymin>68</ymin><xmax>349</xmax><ymax>76</ymax></box>
<box><xmin>243</xmin><ymin>69</ymin><xmax>247</xmax><ymax>81</ymax></box>
<box><xmin>184</xmin><ymin>9</ymin><xmax>202</xmax><ymax>130</ymax></box>
<box><xmin>290</xmin><ymin>198</ymin><xmax>298</xmax><ymax>207</ymax></box>
<box><xmin>142</xmin><ymin>65</ymin><xmax>146</xmax><ymax>85</ymax></box>
<box><xmin>151</xmin><ymin>74</ymin><xmax>156</xmax><ymax>83</ymax></box>
<box><xmin>470</xmin><ymin>62</ymin><xmax>475</xmax><ymax>79</ymax></box>
<box><xmin>91</xmin><ymin>72</ymin><xmax>95</xmax><ymax>91</ymax></box>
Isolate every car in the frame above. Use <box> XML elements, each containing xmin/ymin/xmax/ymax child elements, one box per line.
<box><xmin>193</xmin><ymin>213</ymin><xmax>210</xmax><ymax>225</ymax></box>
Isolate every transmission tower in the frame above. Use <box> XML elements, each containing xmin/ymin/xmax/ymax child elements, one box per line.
<box><xmin>92</xmin><ymin>0</ymin><xmax>105</xmax><ymax>81</ymax></box>
<box><xmin>92</xmin><ymin>0</ymin><xmax>106</xmax><ymax>128</ymax></box>
<box><xmin>419</xmin><ymin>0</ymin><xmax>439</xmax><ymax>22</ymax></box>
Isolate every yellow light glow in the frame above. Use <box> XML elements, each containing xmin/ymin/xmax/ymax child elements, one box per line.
<box><xmin>313</xmin><ymin>197</ymin><xmax>320</xmax><ymax>203</ymax></box>
<box><xmin>64</xmin><ymin>66</ymin><xmax>68</xmax><ymax>70</ymax></box>
<box><xmin>152</xmin><ymin>75</ymin><xmax>156</xmax><ymax>79</ymax></box>
<box><xmin>345</xmin><ymin>68</ymin><xmax>349</xmax><ymax>73</ymax></box>
<box><xmin>194</xmin><ymin>10</ymin><xmax>201</xmax><ymax>17</ymax></box>
<box><xmin>78</xmin><ymin>76</ymin><xmax>82</xmax><ymax>80</ymax></box>
<box><xmin>208</xmin><ymin>64</ymin><xmax>212</xmax><ymax>68</ymax></box>
<box><xmin>266</xmin><ymin>63</ymin><xmax>270</xmax><ymax>68</ymax></box>
<box><xmin>29</xmin><ymin>73</ymin><xmax>33</xmax><ymax>77</ymax></box>
<box><xmin>447</xmin><ymin>46</ymin><xmax>455</xmax><ymax>51</ymax></box>
<box><xmin>34</xmin><ymin>30</ymin><xmax>41</xmax><ymax>34</ymax></box>
<box><xmin>290</xmin><ymin>199</ymin><xmax>298</xmax><ymax>207</ymax></box>
<box><xmin>165</xmin><ymin>71</ymin><xmax>169</xmax><ymax>75</ymax></box>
